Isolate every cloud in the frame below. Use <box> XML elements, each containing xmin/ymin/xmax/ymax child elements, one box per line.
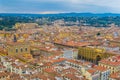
<box><xmin>38</xmin><ymin>11</ymin><xmax>62</xmax><ymax>14</ymax></box>
<box><xmin>0</xmin><ymin>0</ymin><xmax>120</xmax><ymax>13</ymax></box>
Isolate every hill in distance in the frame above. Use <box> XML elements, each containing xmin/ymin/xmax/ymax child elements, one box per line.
<box><xmin>1</xmin><ymin>13</ymin><xmax>120</xmax><ymax>17</ymax></box>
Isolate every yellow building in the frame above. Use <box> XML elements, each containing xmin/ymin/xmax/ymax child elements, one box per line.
<box><xmin>5</xmin><ymin>41</ymin><xmax>33</xmax><ymax>62</ymax></box>
<box><xmin>0</xmin><ymin>31</ymin><xmax>13</xmax><ymax>38</ymax></box>
<box><xmin>78</xmin><ymin>47</ymin><xmax>115</xmax><ymax>64</ymax></box>
<box><xmin>6</xmin><ymin>42</ymin><xmax>30</xmax><ymax>56</ymax></box>
<box><xmin>15</xmin><ymin>23</ymin><xmax>38</xmax><ymax>29</ymax></box>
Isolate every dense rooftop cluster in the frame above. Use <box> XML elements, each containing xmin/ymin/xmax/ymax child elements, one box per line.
<box><xmin>0</xmin><ymin>22</ymin><xmax>120</xmax><ymax>80</ymax></box>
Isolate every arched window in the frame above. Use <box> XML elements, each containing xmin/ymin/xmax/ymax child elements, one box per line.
<box><xmin>16</xmin><ymin>49</ymin><xmax>18</xmax><ymax>53</ymax></box>
<box><xmin>25</xmin><ymin>48</ymin><xmax>27</xmax><ymax>51</ymax></box>
<box><xmin>21</xmin><ymin>48</ymin><xmax>23</xmax><ymax>52</ymax></box>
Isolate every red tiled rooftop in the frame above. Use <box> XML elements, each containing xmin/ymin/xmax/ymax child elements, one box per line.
<box><xmin>87</xmin><ymin>69</ymin><xmax>97</xmax><ymax>75</ymax></box>
<box><xmin>93</xmin><ymin>66</ymin><xmax>108</xmax><ymax>72</ymax></box>
<box><xmin>109</xmin><ymin>72</ymin><xmax>120</xmax><ymax>79</ymax></box>
<box><xmin>55</xmin><ymin>40</ymin><xmax>90</xmax><ymax>47</ymax></box>
<box><xmin>64</xmin><ymin>73</ymin><xmax>80</xmax><ymax>80</ymax></box>
<box><xmin>99</xmin><ymin>55</ymin><xmax>120</xmax><ymax>66</ymax></box>
<box><xmin>51</xmin><ymin>58</ymin><xmax>66</xmax><ymax>63</ymax></box>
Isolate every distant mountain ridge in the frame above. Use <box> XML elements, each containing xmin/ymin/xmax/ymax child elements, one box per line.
<box><xmin>1</xmin><ymin>13</ymin><xmax>120</xmax><ymax>17</ymax></box>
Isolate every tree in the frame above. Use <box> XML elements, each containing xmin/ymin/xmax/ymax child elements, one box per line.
<box><xmin>97</xmin><ymin>32</ymin><xmax>101</xmax><ymax>36</ymax></box>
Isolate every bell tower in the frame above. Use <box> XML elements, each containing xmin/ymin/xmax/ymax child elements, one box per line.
<box><xmin>13</xmin><ymin>34</ymin><xmax>17</xmax><ymax>42</ymax></box>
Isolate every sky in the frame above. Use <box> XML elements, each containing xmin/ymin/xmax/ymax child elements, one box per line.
<box><xmin>0</xmin><ymin>0</ymin><xmax>120</xmax><ymax>14</ymax></box>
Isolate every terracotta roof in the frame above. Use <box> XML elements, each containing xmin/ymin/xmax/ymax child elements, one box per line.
<box><xmin>64</xmin><ymin>73</ymin><xmax>81</xmax><ymax>80</ymax></box>
<box><xmin>99</xmin><ymin>55</ymin><xmax>120</xmax><ymax>66</ymax></box>
<box><xmin>54</xmin><ymin>40</ymin><xmax>90</xmax><ymax>47</ymax></box>
<box><xmin>67</xmin><ymin>59</ymin><xmax>92</xmax><ymax>67</ymax></box>
<box><xmin>51</xmin><ymin>58</ymin><xmax>66</xmax><ymax>63</ymax></box>
<box><xmin>6</xmin><ymin>42</ymin><xmax>29</xmax><ymax>46</ymax></box>
<box><xmin>44</xmin><ymin>68</ymin><xmax>54</xmax><ymax>73</ymax></box>
<box><xmin>30</xmin><ymin>73</ymin><xmax>47</xmax><ymax>80</ymax></box>
<box><xmin>0</xmin><ymin>72</ymin><xmax>8</xmax><ymax>78</ymax></box>
<box><xmin>109</xmin><ymin>72</ymin><xmax>120</xmax><ymax>79</ymax></box>
<box><xmin>93</xmin><ymin>66</ymin><xmax>108</xmax><ymax>72</ymax></box>
<box><xmin>87</xmin><ymin>69</ymin><xmax>97</xmax><ymax>75</ymax></box>
<box><xmin>61</xmin><ymin>68</ymin><xmax>78</xmax><ymax>74</ymax></box>
<box><xmin>8</xmin><ymin>72</ymin><xmax>23</xmax><ymax>80</ymax></box>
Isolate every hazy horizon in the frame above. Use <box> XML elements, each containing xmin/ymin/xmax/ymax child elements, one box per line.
<box><xmin>1</xmin><ymin>12</ymin><xmax>120</xmax><ymax>15</ymax></box>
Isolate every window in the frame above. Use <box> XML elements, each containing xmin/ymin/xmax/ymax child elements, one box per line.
<box><xmin>25</xmin><ymin>48</ymin><xmax>27</xmax><ymax>51</ymax></box>
<box><xmin>22</xmin><ymin>71</ymin><xmax>26</xmax><ymax>74</ymax></box>
<box><xmin>16</xmin><ymin>49</ymin><xmax>18</xmax><ymax>53</ymax></box>
<box><xmin>21</xmin><ymin>48</ymin><xmax>23</xmax><ymax>52</ymax></box>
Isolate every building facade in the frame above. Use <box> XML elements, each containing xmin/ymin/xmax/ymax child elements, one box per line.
<box><xmin>78</xmin><ymin>47</ymin><xmax>116</xmax><ymax>64</ymax></box>
<box><xmin>6</xmin><ymin>42</ymin><xmax>30</xmax><ymax>56</ymax></box>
